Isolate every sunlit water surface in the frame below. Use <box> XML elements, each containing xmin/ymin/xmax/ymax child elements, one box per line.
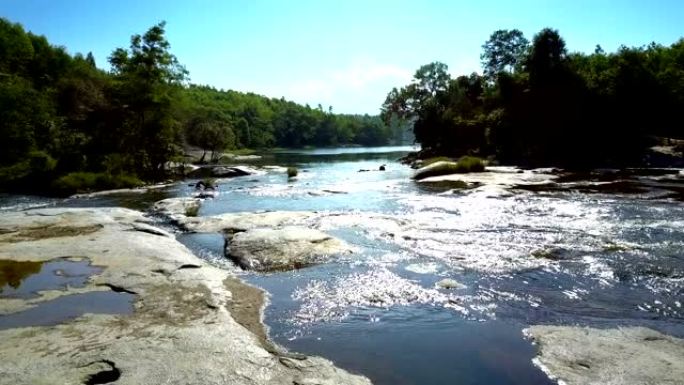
<box><xmin>2</xmin><ymin>145</ymin><xmax>683</xmax><ymax>385</ymax></box>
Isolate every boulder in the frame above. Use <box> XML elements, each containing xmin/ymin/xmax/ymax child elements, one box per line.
<box><xmin>226</xmin><ymin>226</ymin><xmax>354</xmax><ymax>271</ymax></box>
<box><xmin>525</xmin><ymin>325</ymin><xmax>684</xmax><ymax>385</ymax></box>
<box><xmin>413</xmin><ymin>161</ymin><xmax>461</xmax><ymax>180</ymax></box>
<box><xmin>153</xmin><ymin>197</ymin><xmax>202</xmax><ymax>219</ymax></box>
<box><xmin>188</xmin><ymin>166</ymin><xmax>260</xmax><ymax>179</ymax></box>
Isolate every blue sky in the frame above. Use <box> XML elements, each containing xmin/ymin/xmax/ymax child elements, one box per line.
<box><xmin>2</xmin><ymin>0</ymin><xmax>683</xmax><ymax>114</ymax></box>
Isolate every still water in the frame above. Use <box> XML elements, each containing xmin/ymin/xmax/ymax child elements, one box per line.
<box><xmin>3</xmin><ymin>145</ymin><xmax>683</xmax><ymax>385</ymax></box>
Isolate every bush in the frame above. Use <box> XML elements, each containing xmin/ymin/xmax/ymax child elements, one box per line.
<box><xmin>287</xmin><ymin>167</ymin><xmax>298</xmax><ymax>178</ymax></box>
<box><xmin>52</xmin><ymin>172</ymin><xmax>143</xmax><ymax>195</ymax></box>
<box><xmin>413</xmin><ymin>156</ymin><xmax>485</xmax><ymax>180</ymax></box>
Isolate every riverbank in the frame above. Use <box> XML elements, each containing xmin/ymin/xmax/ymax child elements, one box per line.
<box><xmin>0</xmin><ymin>207</ymin><xmax>370</xmax><ymax>384</ymax></box>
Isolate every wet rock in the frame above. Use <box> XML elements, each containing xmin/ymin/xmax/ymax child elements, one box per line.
<box><xmin>435</xmin><ymin>278</ymin><xmax>466</xmax><ymax>290</ymax></box>
<box><xmin>531</xmin><ymin>247</ymin><xmax>568</xmax><ymax>261</ymax></box>
<box><xmin>525</xmin><ymin>325</ymin><xmax>684</xmax><ymax>385</ymax></box>
<box><xmin>0</xmin><ymin>208</ymin><xmax>370</xmax><ymax>385</ymax></box>
<box><xmin>188</xmin><ymin>165</ymin><xmax>260</xmax><ymax>178</ymax></box>
<box><xmin>226</xmin><ymin>226</ymin><xmax>354</xmax><ymax>271</ymax></box>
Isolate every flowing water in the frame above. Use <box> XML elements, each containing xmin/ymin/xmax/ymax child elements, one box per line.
<box><xmin>2</xmin><ymin>146</ymin><xmax>683</xmax><ymax>385</ymax></box>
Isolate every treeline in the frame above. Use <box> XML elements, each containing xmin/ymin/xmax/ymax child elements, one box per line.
<box><xmin>382</xmin><ymin>28</ymin><xmax>684</xmax><ymax>167</ymax></box>
<box><xmin>178</xmin><ymin>85</ymin><xmax>404</xmax><ymax>160</ymax></box>
<box><xmin>0</xmin><ymin>19</ymin><xmax>401</xmax><ymax>193</ymax></box>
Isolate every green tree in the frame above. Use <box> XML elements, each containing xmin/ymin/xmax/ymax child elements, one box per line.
<box><xmin>108</xmin><ymin>21</ymin><xmax>188</xmax><ymax>179</ymax></box>
<box><xmin>480</xmin><ymin>29</ymin><xmax>529</xmax><ymax>81</ymax></box>
<box><xmin>525</xmin><ymin>28</ymin><xmax>568</xmax><ymax>86</ymax></box>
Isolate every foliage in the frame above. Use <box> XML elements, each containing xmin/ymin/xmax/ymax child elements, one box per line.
<box><xmin>176</xmin><ymin>85</ymin><xmax>400</xmax><ymax>149</ymax></box>
<box><xmin>384</xmin><ymin>27</ymin><xmax>684</xmax><ymax>168</ymax></box>
<box><xmin>51</xmin><ymin>172</ymin><xmax>142</xmax><ymax>195</ymax></box>
<box><xmin>0</xmin><ymin>17</ymin><xmax>403</xmax><ymax>194</ymax></box>
<box><xmin>481</xmin><ymin>29</ymin><xmax>529</xmax><ymax>81</ymax></box>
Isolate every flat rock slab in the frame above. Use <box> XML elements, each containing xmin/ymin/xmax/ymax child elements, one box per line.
<box><xmin>227</xmin><ymin>226</ymin><xmax>354</xmax><ymax>271</ymax></box>
<box><xmin>0</xmin><ymin>208</ymin><xmax>370</xmax><ymax>385</ymax></box>
<box><xmin>188</xmin><ymin>165</ymin><xmax>263</xmax><ymax>178</ymax></box>
<box><xmin>419</xmin><ymin>170</ymin><xmax>557</xmax><ymax>187</ymax></box>
<box><xmin>525</xmin><ymin>325</ymin><xmax>684</xmax><ymax>385</ymax></box>
<box><xmin>180</xmin><ymin>211</ymin><xmax>316</xmax><ymax>233</ymax></box>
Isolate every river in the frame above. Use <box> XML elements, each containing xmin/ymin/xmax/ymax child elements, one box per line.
<box><xmin>2</xmin><ymin>145</ymin><xmax>683</xmax><ymax>385</ymax></box>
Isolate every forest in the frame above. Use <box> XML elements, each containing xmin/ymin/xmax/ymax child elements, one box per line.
<box><xmin>0</xmin><ymin>19</ymin><xmax>404</xmax><ymax>193</ymax></box>
<box><xmin>382</xmin><ymin>28</ymin><xmax>684</xmax><ymax>167</ymax></box>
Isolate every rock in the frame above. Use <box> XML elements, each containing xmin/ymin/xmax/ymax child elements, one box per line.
<box><xmin>379</xmin><ymin>165</ymin><xmax>386</xmax><ymax>171</ymax></box>
<box><xmin>531</xmin><ymin>247</ymin><xmax>568</xmax><ymax>261</ymax></box>
<box><xmin>419</xmin><ymin>169</ymin><xmax>557</xmax><ymax>187</ymax></box>
<box><xmin>153</xmin><ymin>197</ymin><xmax>202</xmax><ymax>220</ymax></box>
<box><xmin>70</xmin><ymin>182</ymin><xmax>175</xmax><ymax>199</ymax></box>
<box><xmin>226</xmin><ymin>226</ymin><xmax>354</xmax><ymax>271</ymax></box>
<box><xmin>219</xmin><ymin>153</ymin><xmax>263</xmax><ymax>162</ymax></box>
<box><xmin>180</xmin><ymin>211</ymin><xmax>316</xmax><ymax>233</ymax></box>
<box><xmin>262</xmin><ymin>165</ymin><xmax>288</xmax><ymax>172</ymax></box>
<box><xmin>233</xmin><ymin>155</ymin><xmax>262</xmax><ymax>161</ymax></box>
<box><xmin>188</xmin><ymin>165</ymin><xmax>261</xmax><ymax>179</ymax></box>
<box><xmin>211</xmin><ymin>166</ymin><xmax>252</xmax><ymax>178</ymax></box>
<box><xmin>435</xmin><ymin>278</ymin><xmax>466</xmax><ymax>290</ymax></box>
<box><xmin>413</xmin><ymin>161</ymin><xmax>461</xmax><ymax>180</ymax></box>
<box><xmin>525</xmin><ymin>325</ymin><xmax>684</xmax><ymax>385</ymax></box>
<box><xmin>0</xmin><ymin>208</ymin><xmax>370</xmax><ymax>385</ymax></box>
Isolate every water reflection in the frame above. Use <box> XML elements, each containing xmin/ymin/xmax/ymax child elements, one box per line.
<box><xmin>0</xmin><ymin>259</ymin><xmax>103</xmax><ymax>298</ymax></box>
<box><xmin>0</xmin><ymin>260</ymin><xmax>43</xmax><ymax>293</ymax></box>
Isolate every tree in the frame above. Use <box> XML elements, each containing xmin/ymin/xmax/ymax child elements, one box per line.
<box><xmin>525</xmin><ymin>28</ymin><xmax>568</xmax><ymax>86</ymax></box>
<box><xmin>413</xmin><ymin>62</ymin><xmax>450</xmax><ymax>97</ymax></box>
<box><xmin>187</xmin><ymin>120</ymin><xmax>235</xmax><ymax>163</ymax></box>
<box><xmin>0</xmin><ymin>18</ymin><xmax>34</xmax><ymax>75</ymax></box>
<box><xmin>481</xmin><ymin>29</ymin><xmax>529</xmax><ymax>81</ymax></box>
<box><xmin>85</xmin><ymin>52</ymin><xmax>96</xmax><ymax>68</ymax></box>
<box><xmin>108</xmin><ymin>21</ymin><xmax>188</xmax><ymax>179</ymax></box>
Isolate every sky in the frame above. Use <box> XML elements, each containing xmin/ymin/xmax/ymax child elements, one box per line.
<box><xmin>2</xmin><ymin>0</ymin><xmax>683</xmax><ymax>114</ymax></box>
